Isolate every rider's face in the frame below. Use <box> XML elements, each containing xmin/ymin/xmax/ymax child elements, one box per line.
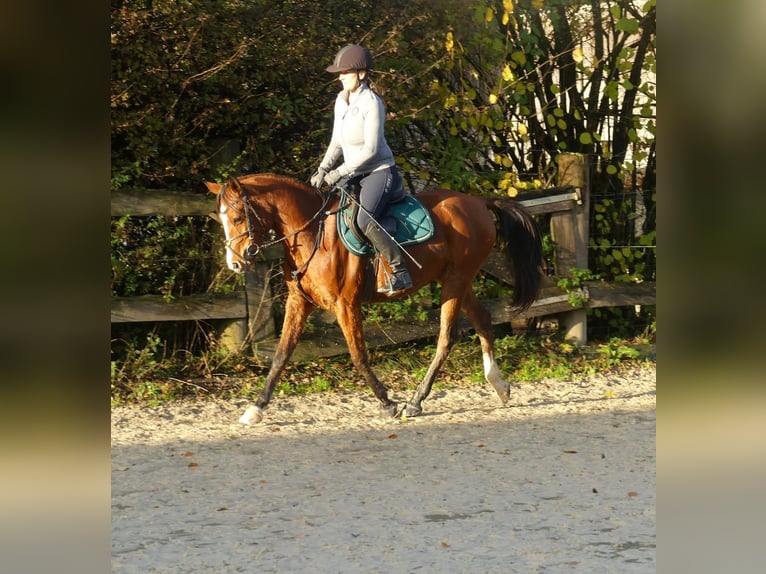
<box><xmin>338</xmin><ymin>70</ymin><xmax>364</xmax><ymax>92</ymax></box>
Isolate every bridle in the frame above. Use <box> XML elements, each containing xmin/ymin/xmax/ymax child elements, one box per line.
<box><xmin>218</xmin><ymin>180</ymin><xmax>335</xmax><ymax>266</ymax></box>
<box><xmin>218</xmin><ymin>182</ymin><xmax>275</xmax><ymax>263</ymax></box>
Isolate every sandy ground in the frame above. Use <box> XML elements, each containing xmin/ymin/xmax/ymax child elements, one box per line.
<box><xmin>112</xmin><ymin>365</ymin><xmax>655</xmax><ymax>573</ymax></box>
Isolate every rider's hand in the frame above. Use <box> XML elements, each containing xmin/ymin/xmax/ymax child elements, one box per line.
<box><xmin>310</xmin><ymin>167</ymin><xmax>327</xmax><ymax>188</ymax></box>
<box><xmin>324</xmin><ymin>169</ymin><xmax>342</xmax><ymax>188</ymax></box>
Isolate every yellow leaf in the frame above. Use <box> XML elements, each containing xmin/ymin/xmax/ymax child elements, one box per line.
<box><xmin>572</xmin><ymin>46</ymin><xmax>584</xmax><ymax>63</ymax></box>
<box><xmin>485</xmin><ymin>7</ymin><xmax>494</xmax><ymax>23</ymax></box>
<box><xmin>503</xmin><ymin>0</ymin><xmax>515</xmax><ymax>12</ymax></box>
<box><xmin>488</xmin><ymin>93</ymin><xmax>498</xmax><ymax>104</ymax></box>
<box><xmin>517</xmin><ymin>123</ymin><xmax>528</xmax><ymax>136</ymax></box>
<box><xmin>502</xmin><ymin>64</ymin><xmax>513</xmax><ymax>82</ymax></box>
<box><xmin>531</xmin><ymin>0</ymin><xmax>544</xmax><ymax>8</ymax></box>
<box><xmin>502</xmin><ymin>10</ymin><xmax>509</xmax><ymax>25</ymax></box>
<box><xmin>445</xmin><ymin>31</ymin><xmax>454</xmax><ymax>53</ymax></box>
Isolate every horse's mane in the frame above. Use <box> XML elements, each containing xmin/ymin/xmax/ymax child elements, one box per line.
<box><xmin>238</xmin><ymin>173</ymin><xmax>314</xmax><ymax>195</ymax></box>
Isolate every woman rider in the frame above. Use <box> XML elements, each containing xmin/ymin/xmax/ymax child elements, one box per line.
<box><xmin>310</xmin><ymin>44</ymin><xmax>413</xmax><ymax>295</ymax></box>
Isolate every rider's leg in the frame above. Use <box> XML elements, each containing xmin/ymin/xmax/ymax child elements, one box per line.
<box><xmin>355</xmin><ymin>168</ymin><xmax>412</xmax><ymax>294</ymax></box>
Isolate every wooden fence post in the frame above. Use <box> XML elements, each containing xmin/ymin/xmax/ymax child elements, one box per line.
<box><xmin>219</xmin><ymin>317</ymin><xmax>249</xmax><ymax>354</ymax></box>
<box><xmin>551</xmin><ymin>153</ymin><xmax>590</xmax><ymax>345</ymax></box>
<box><xmin>245</xmin><ymin>261</ymin><xmax>277</xmax><ymax>358</ymax></box>
<box><xmin>215</xmin><ymin>261</ymin><xmax>277</xmax><ymax>356</ymax></box>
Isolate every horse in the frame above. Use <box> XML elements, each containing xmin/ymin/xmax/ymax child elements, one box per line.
<box><xmin>205</xmin><ymin>174</ymin><xmax>544</xmax><ymax>424</ymax></box>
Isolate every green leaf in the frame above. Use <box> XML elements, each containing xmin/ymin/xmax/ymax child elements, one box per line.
<box><xmin>617</xmin><ymin>18</ymin><xmax>640</xmax><ymax>34</ymax></box>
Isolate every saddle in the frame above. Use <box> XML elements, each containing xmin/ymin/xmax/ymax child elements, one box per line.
<box><xmin>336</xmin><ymin>184</ymin><xmax>435</xmax><ymax>257</ymax></box>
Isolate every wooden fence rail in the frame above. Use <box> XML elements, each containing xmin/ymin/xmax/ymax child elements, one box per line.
<box><xmin>111</xmin><ymin>156</ymin><xmax>656</xmax><ymax>358</ymax></box>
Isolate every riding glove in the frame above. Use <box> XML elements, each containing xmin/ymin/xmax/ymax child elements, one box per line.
<box><xmin>310</xmin><ymin>167</ymin><xmax>327</xmax><ymax>188</ymax></box>
<box><xmin>324</xmin><ymin>169</ymin><xmax>342</xmax><ymax>188</ymax></box>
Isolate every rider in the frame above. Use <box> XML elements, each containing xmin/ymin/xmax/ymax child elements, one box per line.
<box><xmin>310</xmin><ymin>44</ymin><xmax>413</xmax><ymax>295</ymax></box>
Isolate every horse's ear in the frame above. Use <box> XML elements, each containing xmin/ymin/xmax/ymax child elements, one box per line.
<box><xmin>227</xmin><ymin>175</ymin><xmax>241</xmax><ymax>194</ymax></box>
<box><xmin>204</xmin><ymin>181</ymin><xmax>220</xmax><ymax>195</ymax></box>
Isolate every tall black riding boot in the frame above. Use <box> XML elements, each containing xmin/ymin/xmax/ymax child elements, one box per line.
<box><xmin>363</xmin><ymin>221</ymin><xmax>413</xmax><ymax>294</ymax></box>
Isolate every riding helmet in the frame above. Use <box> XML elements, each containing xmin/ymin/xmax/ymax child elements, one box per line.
<box><xmin>326</xmin><ymin>45</ymin><xmax>373</xmax><ymax>73</ymax></box>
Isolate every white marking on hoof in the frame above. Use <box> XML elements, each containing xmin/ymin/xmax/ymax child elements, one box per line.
<box><xmin>484</xmin><ymin>352</ymin><xmax>511</xmax><ymax>403</ymax></box>
<box><xmin>239</xmin><ymin>405</ymin><xmax>263</xmax><ymax>424</ymax></box>
<box><xmin>483</xmin><ymin>352</ymin><xmax>501</xmax><ymax>384</ymax></box>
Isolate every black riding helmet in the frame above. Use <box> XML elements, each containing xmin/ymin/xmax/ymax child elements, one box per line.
<box><xmin>326</xmin><ymin>44</ymin><xmax>373</xmax><ymax>73</ymax></box>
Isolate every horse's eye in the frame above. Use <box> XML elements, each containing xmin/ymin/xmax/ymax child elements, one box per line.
<box><xmin>232</xmin><ymin>216</ymin><xmax>244</xmax><ymax>225</ymax></box>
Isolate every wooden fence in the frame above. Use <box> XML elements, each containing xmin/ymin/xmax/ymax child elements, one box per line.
<box><xmin>111</xmin><ymin>155</ymin><xmax>655</xmax><ymax>359</ymax></box>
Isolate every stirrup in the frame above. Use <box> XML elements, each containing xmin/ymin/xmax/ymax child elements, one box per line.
<box><xmin>377</xmin><ymin>270</ymin><xmax>413</xmax><ymax>294</ymax></box>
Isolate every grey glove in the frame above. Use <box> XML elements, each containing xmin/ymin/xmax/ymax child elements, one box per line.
<box><xmin>310</xmin><ymin>167</ymin><xmax>327</xmax><ymax>188</ymax></box>
<box><xmin>324</xmin><ymin>169</ymin><xmax>342</xmax><ymax>188</ymax></box>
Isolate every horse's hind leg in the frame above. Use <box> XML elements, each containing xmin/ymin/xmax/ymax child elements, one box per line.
<box><xmin>461</xmin><ymin>289</ymin><xmax>511</xmax><ymax>403</ymax></box>
<box><xmin>404</xmin><ymin>294</ymin><xmax>462</xmax><ymax>417</ymax></box>
<box><xmin>239</xmin><ymin>291</ymin><xmax>315</xmax><ymax>424</ymax></box>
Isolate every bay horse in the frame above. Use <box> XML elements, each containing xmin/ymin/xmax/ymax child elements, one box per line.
<box><xmin>205</xmin><ymin>174</ymin><xmax>544</xmax><ymax>424</ymax></box>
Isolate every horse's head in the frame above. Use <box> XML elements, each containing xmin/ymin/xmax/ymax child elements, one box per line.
<box><xmin>205</xmin><ymin>176</ymin><xmax>266</xmax><ymax>273</ymax></box>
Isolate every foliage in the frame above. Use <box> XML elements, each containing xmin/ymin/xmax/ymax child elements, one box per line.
<box><xmin>590</xmin><ymin>189</ymin><xmax>656</xmax><ymax>282</ymax></box>
<box><xmin>589</xmin><ymin>304</ymin><xmax>656</xmax><ymax>341</ymax></box>
<box><xmin>556</xmin><ymin>267</ymin><xmax>601</xmax><ymax>306</ymax></box>
<box><xmin>387</xmin><ymin>0</ymin><xmax>656</xmax><ymax>196</ymax></box>
<box><xmin>595</xmin><ymin>336</ymin><xmax>642</xmax><ymax>366</ymax></box>
<box><xmin>363</xmin><ymin>288</ymin><xmax>434</xmax><ymax>323</ymax></box>
<box><xmin>111</xmin><ymin>214</ymin><xmax>236</xmax><ymax>298</ymax></box>
<box><xmin>111</xmin><ymin>328</ymin><xmax>653</xmax><ymax>405</ymax></box>
<box><xmin>111</xmin><ymin>0</ymin><xmax>655</xmax><ymax>193</ymax></box>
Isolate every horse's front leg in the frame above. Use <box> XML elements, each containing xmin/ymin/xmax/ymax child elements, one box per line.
<box><xmin>334</xmin><ymin>302</ymin><xmax>398</xmax><ymax>418</ymax></box>
<box><xmin>239</xmin><ymin>291</ymin><xmax>315</xmax><ymax>424</ymax></box>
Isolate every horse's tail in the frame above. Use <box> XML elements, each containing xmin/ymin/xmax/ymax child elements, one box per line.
<box><xmin>487</xmin><ymin>199</ymin><xmax>545</xmax><ymax>310</ymax></box>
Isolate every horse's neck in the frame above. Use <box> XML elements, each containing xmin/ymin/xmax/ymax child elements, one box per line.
<box><xmin>263</xmin><ymin>186</ymin><xmax>323</xmax><ymax>260</ymax></box>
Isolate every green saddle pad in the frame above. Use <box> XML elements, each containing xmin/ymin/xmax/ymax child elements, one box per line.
<box><xmin>337</xmin><ymin>186</ymin><xmax>435</xmax><ymax>257</ymax></box>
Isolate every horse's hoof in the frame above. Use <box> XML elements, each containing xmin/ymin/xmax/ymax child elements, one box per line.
<box><xmin>380</xmin><ymin>402</ymin><xmax>399</xmax><ymax>419</ymax></box>
<box><xmin>239</xmin><ymin>405</ymin><xmax>264</xmax><ymax>424</ymax></box>
<box><xmin>490</xmin><ymin>380</ymin><xmax>511</xmax><ymax>404</ymax></box>
<box><xmin>404</xmin><ymin>402</ymin><xmax>423</xmax><ymax>417</ymax></box>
